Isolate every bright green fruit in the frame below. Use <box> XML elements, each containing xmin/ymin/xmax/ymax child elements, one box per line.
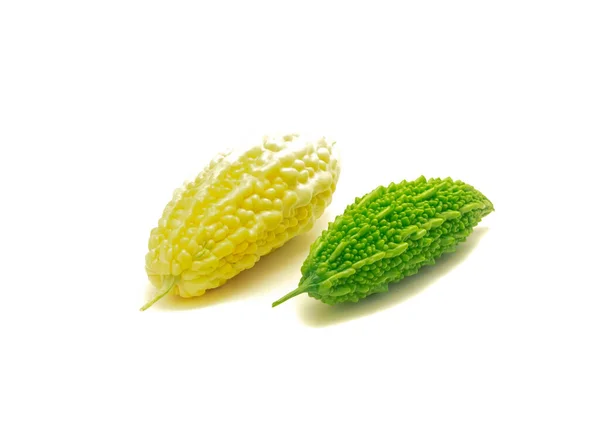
<box><xmin>272</xmin><ymin>176</ymin><xmax>493</xmax><ymax>306</ymax></box>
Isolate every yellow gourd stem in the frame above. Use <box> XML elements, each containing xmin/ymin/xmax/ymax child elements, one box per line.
<box><xmin>140</xmin><ymin>276</ymin><xmax>176</xmax><ymax>311</ymax></box>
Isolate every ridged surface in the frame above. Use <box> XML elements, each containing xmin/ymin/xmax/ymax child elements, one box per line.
<box><xmin>144</xmin><ymin>134</ymin><xmax>340</xmax><ymax>303</ymax></box>
<box><xmin>274</xmin><ymin>177</ymin><xmax>493</xmax><ymax>306</ymax></box>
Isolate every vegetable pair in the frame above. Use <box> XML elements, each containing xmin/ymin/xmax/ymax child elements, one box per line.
<box><xmin>142</xmin><ymin>134</ymin><xmax>493</xmax><ymax>311</ymax></box>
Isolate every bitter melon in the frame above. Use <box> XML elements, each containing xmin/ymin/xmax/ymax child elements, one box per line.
<box><xmin>272</xmin><ymin>176</ymin><xmax>493</xmax><ymax>306</ymax></box>
<box><xmin>142</xmin><ymin>134</ymin><xmax>340</xmax><ymax>311</ymax></box>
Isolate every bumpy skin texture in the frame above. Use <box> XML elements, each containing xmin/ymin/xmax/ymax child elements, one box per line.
<box><xmin>272</xmin><ymin>177</ymin><xmax>493</xmax><ymax>306</ymax></box>
<box><xmin>142</xmin><ymin>134</ymin><xmax>340</xmax><ymax>310</ymax></box>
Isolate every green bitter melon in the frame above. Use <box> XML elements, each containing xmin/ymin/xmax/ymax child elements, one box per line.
<box><xmin>272</xmin><ymin>176</ymin><xmax>493</xmax><ymax>306</ymax></box>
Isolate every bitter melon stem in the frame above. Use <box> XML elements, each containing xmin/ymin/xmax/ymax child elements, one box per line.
<box><xmin>271</xmin><ymin>283</ymin><xmax>313</xmax><ymax>308</ymax></box>
<box><xmin>140</xmin><ymin>275</ymin><xmax>176</xmax><ymax>311</ymax></box>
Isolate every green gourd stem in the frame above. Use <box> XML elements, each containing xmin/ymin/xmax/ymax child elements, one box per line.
<box><xmin>272</xmin><ymin>283</ymin><xmax>313</xmax><ymax>307</ymax></box>
<box><xmin>140</xmin><ymin>276</ymin><xmax>176</xmax><ymax>311</ymax></box>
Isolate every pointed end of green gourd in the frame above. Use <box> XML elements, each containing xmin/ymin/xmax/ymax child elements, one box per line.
<box><xmin>272</xmin><ymin>283</ymin><xmax>313</xmax><ymax>308</ymax></box>
<box><xmin>140</xmin><ymin>275</ymin><xmax>176</xmax><ymax>311</ymax></box>
<box><xmin>483</xmin><ymin>197</ymin><xmax>495</xmax><ymax>217</ymax></box>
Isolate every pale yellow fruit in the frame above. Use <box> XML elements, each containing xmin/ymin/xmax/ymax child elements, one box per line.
<box><xmin>141</xmin><ymin>134</ymin><xmax>340</xmax><ymax>310</ymax></box>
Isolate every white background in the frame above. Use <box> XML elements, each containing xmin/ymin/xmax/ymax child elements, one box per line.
<box><xmin>1</xmin><ymin>1</ymin><xmax>599</xmax><ymax>427</ymax></box>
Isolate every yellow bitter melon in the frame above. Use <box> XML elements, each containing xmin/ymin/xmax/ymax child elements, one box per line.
<box><xmin>272</xmin><ymin>176</ymin><xmax>493</xmax><ymax>306</ymax></box>
<box><xmin>142</xmin><ymin>134</ymin><xmax>340</xmax><ymax>310</ymax></box>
